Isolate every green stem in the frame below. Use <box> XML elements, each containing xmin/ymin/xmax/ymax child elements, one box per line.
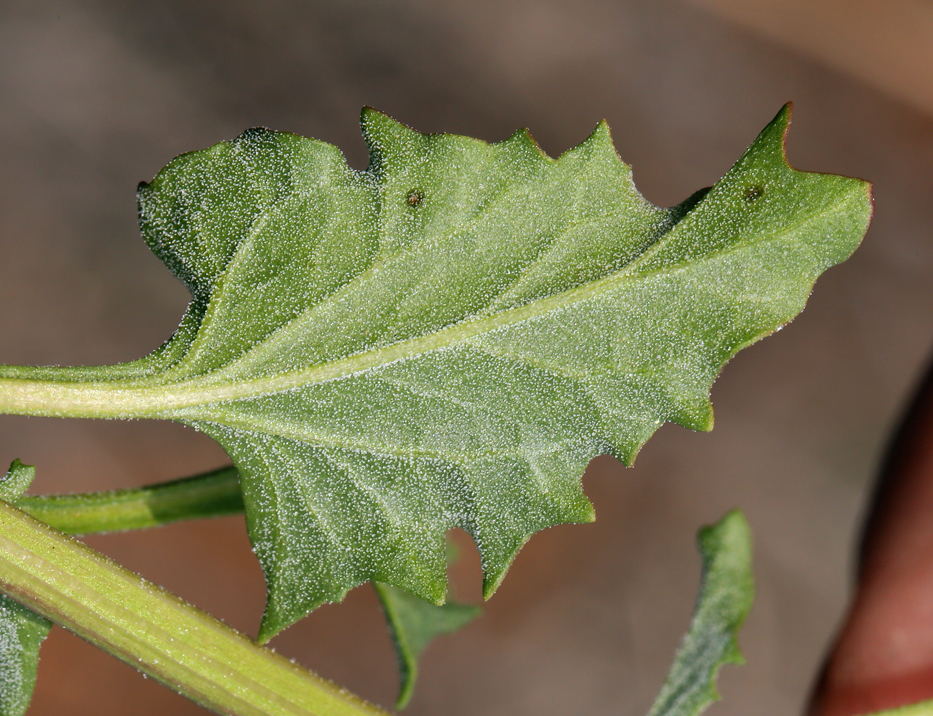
<box><xmin>0</xmin><ymin>499</ymin><xmax>391</xmax><ymax>716</ymax></box>
<box><xmin>0</xmin><ymin>373</ymin><xmax>173</xmax><ymax>419</ymax></box>
<box><xmin>17</xmin><ymin>466</ymin><xmax>244</xmax><ymax>534</ymax></box>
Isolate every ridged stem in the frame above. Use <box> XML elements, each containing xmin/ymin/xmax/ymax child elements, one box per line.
<box><xmin>0</xmin><ymin>499</ymin><xmax>390</xmax><ymax>716</ymax></box>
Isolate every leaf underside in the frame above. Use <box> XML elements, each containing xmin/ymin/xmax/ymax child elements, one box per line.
<box><xmin>647</xmin><ymin>510</ymin><xmax>754</xmax><ymax>716</ymax></box>
<box><xmin>0</xmin><ymin>462</ymin><xmax>52</xmax><ymax>716</ymax></box>
<box><xmin>27</xmin><ymin>105</ymin><xmax>869</xmax><ymax>641</ymax></box>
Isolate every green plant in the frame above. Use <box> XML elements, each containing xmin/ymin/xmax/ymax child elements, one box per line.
<box><xmin>0</xmin><ymin>104</ymin><xmax>878</xmax><ymax>715</ymax></box>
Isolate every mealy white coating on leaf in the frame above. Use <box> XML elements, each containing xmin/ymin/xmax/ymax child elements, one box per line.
<box><xmin>0</xmin><ymin>470</ymin><xmax>55</xmax><ymax>714</ymax></box>
<box><xmin>0</xmin><ymin>462</ymin><xmax>43</xmax><ymax>712</ymax></box>
<box><xmin>0</xmin><ymin>594</ymin><xmax>51</xmax><ymax>716</ymax></box>
<box><xmin>123</xmin><ymin>105</ymin><xmax>873</xmax><ymax>640</ymax></box>
<box><xmin>0</xmin><ymin>604</ymin><xmax>22</xmax><ymax>710</ymax></box>
<box><xmin>646</xmin><ymin>511</ymin><xmax>754</xmax><ymax>716</ymax></box>
<box><xmin>0</xmin><ymin>462</ymin><xmax>34</xmax><ymax>504</ymax></box>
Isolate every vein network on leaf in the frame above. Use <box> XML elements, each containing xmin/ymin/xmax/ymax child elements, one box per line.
<box><xmin>0</xmin><ymin>105</ymin><xmax>872</xmax><ymax>645</ymax></box>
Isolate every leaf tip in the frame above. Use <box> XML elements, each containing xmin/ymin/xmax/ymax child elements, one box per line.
<box><xmin>359</xmin><ymin>105</ymin><xmax>384</xmax><ymax>125</ymax></box>
<box><xmin>569</xmin><ymin>119</ymin><xmax>619</xmax><ymax>163</ymax></box>
<box><xmin>700</xmin><ymin>509</ymin><xmax>751</xmax><ymax>555</ymax></box>
<box><xmin>616</xmin><ymin>443</ymin><xmax>641</xmax><ymax>468</ymax></box>
<box><xmin>772</xmin><ymin>101</ymin><xmax>793</xmax><ymax>139</ymax></box>
<box><xmin>361</xmin><ymin>107</ymin><xmax>417</xmax><ymax>145</ymax></box>
<box><xmin>480</xmin><ymin>573</ymin><xmax>503</xmax><ymax>601</ymax></box>
<box><xmin>395</xmin><ymin>680</ymin><xmax>416</xmax><ymax>710</ymax></box>
<box><xmin>254</xmin><ymin>620</ymin><xmax>276</xmax><ymax>646</ymax></box>
<box><xmin>736</xmin><ymin>102</ymin><xmax>794</xmax><ymax>172</ymax></box>
<box><xmin>698</xmin><ymin>406</ymin><xmax>715</xmax><ymax>433</ymax></box>
<box><xmin>591</xmin><ymin>118</ymin><xmax>613</xmax><ymax>142</ymax></box>
<box><xmin>255</xmin><ymin>592</ymin><xmax>328</xmax><ymax>645</ymax></box>
<box><xmin>7</xmin><ymin>458</ymin><xmax>33</xmax><ymax>473</ymax></box>
<box><xmin>502</xmin><ymin>126</ymin><xmax>552</xmax><ymax>161</ymax></box>
<box><xmin>0</xmin><ymin>460</ymin><xmax>36</xmax><ymax>502</ymax></box>
<box><xmin>862</xmin><ymin>178</ymin><xmax>876</xmax><ymax>220</ymax></box>
<box><xmin>479</xmin><ymin>535</ymin><xmax>532</xmax><ymax>600</ymax></box>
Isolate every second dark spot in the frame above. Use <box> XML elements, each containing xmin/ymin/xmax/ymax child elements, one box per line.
<box><xmin>744</xmin><ymin>185</ymin><xmax>765</xmax><ymax>203</ymax></box>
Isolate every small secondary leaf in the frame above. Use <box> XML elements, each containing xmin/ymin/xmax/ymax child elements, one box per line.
<box><xmin>646</xmin><ymin>510</ymin><xmax>754</xmax><ymax>716</ymax></box>
<box><xmin>0</xmin><ymin>105</ymin><xmax>872</xmax><ymax>641</ymax></box>
<box><xmin>0</xmin><ymin>461</ymin><xmax>35</xmax><ymax>503</ymax></box>
<box><xmin>0</xmin><ymin>462</ymin><xmax>52</xmax><ymax>716</ymax></box>
<box><xmin>374</xmin><ymin>582</ymin><xmax>480</xmax><ymax>709</ymax></box>
<box><xmin>0</xmin><ymin>596</ymin><xmax>50</xmax><ymax>716</ymax></box>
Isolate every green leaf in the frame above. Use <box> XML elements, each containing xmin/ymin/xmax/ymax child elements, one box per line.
<box><xmin>0</xmin><ymin>595</ymin><xmax>50</xmax><ymax>716</ymax></box>
<box><xmin>374</xmin><ymin>581</ymin><xmax>480</xmax><ymax>709</ymax></box>
<box><xmin>0</xmin><ymin>462</ymin><xmax>34</xmax><ymax>504</ymax></box>
<box><xmin>0</xmin><ymin>105</ymin><xmax>872</xmax><ymax>642</ymax></box>
<box><xmin>647</xmin><ymin>510</ymin><xmax>754</xmax><ymax>716</ymax></box>
<box><xmin>0</xmin><ymin>462</ymin><xmax>52</xmax><ymax>716</ymax></box>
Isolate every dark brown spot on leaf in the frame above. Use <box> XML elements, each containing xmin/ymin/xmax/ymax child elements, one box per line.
<box><xmin>744</xmin><ymin>185</ymin><xmax>764</xmax><ymax>203</ymax></box>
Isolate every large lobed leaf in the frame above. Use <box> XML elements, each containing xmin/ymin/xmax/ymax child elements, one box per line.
<box><xmin>95</xmin><ymin>104</ymin><xmax>867</xmax><ymax>640</ymax></box>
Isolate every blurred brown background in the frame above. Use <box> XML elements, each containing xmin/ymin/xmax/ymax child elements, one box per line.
<box><xmin>0</xmin><ymin>1</ymin><xmax>931</xmax><ymax>714</ymax></box>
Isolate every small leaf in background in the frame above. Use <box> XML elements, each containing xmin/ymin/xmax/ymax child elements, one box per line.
<box><xmin>374</xmin><ymin>582</ymin><xmax>480</xmax><ymax>709</ymax></box>
<box><xmin>646</xmin><ymin>510</ymin><xmax>754</xmax><ymax>716</ymax></box>
<box><xmin>0</xmin><ymin>462</ymin><xmax>52</xmax><ymax>716</ymax></box>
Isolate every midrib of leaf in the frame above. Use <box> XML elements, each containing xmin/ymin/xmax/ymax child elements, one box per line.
<box><xmin>620</xmin><ymin>183</ymin><xmax>861</xmax><ymax>280</ymax></box>
<box><xmin>196</xmin><ymin>415</ymin><xmax>578</xmax><ymax>464</ymax></box>
<box><xmin>0</xmin><ymin>183</ymin><xmax>861</xmax><ymax>421</ymax></box>
<box><xmin>178</xmin><ymin>126</ymin><xmax>657</xmax><ymax>381</ymax></box>
<box><xmin>164</xmin><ymin>165</ymin><xmax>372</xmax><ymax>380</ymax></box>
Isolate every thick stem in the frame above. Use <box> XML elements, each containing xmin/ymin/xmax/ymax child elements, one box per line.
<box><xmin>0</xmin><ymin>499</ymin><xmax>391</xmax><ymax>716</ymax></box>
<box><xmin>17</xmin><ymin>466</ymin><xmax>244</xmax><ymax>534</ymax></box>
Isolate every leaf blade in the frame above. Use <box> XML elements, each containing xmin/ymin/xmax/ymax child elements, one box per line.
<box><xmin>0</xmin><ymin>462</ymin><xmax>52</xmax><ymax>716</ymax></box>
<box><xmin>0</xmin><ymin>594</ymin><xmax>51</xmax><ymax>716</ymax></box>
<box><xmin>374</xmin><ymin>582</ymin><xmax>480</xmax><ymax>710</ymax></box>
<box><xmin>93</xmin><ymin>105</ymin><xmax>872</xmax><ymax>639</ymax></box>
<box><xmin>646</xmin><ymin>510</ymin><xmax>754</xmax><ymax>716</ymax></box>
